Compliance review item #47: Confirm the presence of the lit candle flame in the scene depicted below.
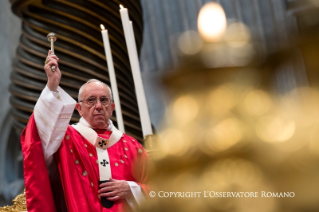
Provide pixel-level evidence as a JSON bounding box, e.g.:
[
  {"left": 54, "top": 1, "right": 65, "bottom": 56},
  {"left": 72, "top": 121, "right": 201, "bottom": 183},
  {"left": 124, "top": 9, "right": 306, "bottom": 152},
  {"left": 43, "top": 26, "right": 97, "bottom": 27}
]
[
  {"left": 198, "top": 2, "right": 226, "bottom": 42},
  {"left": 120, "top": 4, "right": 124, "bottom": 9},
  {"left": 100, "top": 24, "right": 105, "bottom": 30}
]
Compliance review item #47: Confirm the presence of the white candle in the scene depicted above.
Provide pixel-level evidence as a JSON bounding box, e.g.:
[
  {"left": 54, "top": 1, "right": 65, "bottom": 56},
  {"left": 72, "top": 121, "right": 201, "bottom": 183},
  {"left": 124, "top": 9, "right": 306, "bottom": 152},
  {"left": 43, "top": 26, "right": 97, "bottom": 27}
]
[
  {"left": 100, "top": 24, "right": 125, "bottom": 133},
  {"left": 119, "top": 5, "right": 153, "bottom": 137}
]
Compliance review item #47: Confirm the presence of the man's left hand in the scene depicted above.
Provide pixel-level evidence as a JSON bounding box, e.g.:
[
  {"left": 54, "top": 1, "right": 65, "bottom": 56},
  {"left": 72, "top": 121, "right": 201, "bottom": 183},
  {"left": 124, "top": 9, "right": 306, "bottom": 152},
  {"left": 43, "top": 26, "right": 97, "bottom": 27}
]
[{"left": 99, "top": 178, "right": 133, "bottom": 201}]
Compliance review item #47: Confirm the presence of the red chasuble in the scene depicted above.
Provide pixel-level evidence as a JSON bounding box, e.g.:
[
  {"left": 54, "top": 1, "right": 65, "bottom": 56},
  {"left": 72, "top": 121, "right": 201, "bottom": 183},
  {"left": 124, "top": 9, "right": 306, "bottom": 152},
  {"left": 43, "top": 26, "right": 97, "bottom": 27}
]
[{"left": 21, "top": 114, "right": 150, "bottom": 212}]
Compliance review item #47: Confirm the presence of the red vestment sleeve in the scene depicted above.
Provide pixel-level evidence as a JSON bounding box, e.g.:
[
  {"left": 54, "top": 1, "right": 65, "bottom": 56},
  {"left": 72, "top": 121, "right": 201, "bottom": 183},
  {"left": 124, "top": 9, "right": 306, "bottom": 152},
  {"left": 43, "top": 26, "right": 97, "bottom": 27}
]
[{"left": 21, "top": 113, "right": 57, "bottom": 212}]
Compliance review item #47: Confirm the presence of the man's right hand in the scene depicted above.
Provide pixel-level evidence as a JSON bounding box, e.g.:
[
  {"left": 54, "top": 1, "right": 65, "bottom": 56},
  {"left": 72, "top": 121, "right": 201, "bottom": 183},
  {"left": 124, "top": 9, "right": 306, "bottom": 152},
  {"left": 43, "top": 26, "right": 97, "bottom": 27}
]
[{"left": 44, "top": 50, "right": 61, "bottom": 91}]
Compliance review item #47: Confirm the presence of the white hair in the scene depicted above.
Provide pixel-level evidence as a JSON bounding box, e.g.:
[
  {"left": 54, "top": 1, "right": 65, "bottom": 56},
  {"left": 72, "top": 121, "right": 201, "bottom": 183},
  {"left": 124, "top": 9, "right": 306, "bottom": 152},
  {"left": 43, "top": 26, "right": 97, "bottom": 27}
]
[{"left": 78, "top": 79, "right": 113, "bottom": 102}]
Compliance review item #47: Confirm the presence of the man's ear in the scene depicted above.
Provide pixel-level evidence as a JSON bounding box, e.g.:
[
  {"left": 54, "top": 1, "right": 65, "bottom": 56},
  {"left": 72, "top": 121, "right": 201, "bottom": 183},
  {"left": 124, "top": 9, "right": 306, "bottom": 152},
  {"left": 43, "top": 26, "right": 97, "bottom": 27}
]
[
  {"left": 75, "top": 103, "right": 83, "bottom": 116},
  {"left": 110, "top": 102, "right": 115, "bottom": 114}
]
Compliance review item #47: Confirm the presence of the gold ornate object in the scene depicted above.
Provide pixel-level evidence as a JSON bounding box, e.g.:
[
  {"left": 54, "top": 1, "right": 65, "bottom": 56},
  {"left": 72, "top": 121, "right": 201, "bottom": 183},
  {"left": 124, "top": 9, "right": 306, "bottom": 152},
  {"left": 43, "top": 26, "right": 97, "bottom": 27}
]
[
  {"left": 140, "top": 6, "right": 319, "bottom": 212},
  {"left": 47, "top": 32, "right": 57, "bottom": 71},
  {"left": 144, "top": 134, "right": 158, "bottom": 157},
  {"left": 0, "top": 190, "right": 27, "bottom": 212}
]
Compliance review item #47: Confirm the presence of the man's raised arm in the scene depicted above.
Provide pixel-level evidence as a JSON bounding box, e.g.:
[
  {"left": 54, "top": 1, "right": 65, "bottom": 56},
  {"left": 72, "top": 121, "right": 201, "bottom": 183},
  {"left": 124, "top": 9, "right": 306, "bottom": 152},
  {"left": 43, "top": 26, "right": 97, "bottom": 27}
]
[{"left": 34, "top": 50, "right": 76, "bottom": 167}]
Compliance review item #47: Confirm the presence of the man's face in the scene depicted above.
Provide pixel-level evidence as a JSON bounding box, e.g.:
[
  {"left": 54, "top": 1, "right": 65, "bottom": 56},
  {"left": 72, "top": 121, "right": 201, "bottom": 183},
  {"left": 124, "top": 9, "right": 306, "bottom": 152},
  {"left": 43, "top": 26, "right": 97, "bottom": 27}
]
[{"left": 75, "top": 82, "right": 115, "bottom": 129}]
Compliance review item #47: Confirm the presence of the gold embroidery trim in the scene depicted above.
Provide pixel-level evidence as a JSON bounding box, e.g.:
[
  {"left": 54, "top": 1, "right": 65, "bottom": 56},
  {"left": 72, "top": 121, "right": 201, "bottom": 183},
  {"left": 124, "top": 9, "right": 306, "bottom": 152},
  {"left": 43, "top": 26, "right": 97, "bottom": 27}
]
[
  {"left": 35, "top": 107, "right": 66, "bottom": 132},
  {"left": 37, "top": 126, "right": 48, "bottom": 139},
  {"left": 39, "top": 98, "right": 70, "bottom": 119},
  {"left": 39, "top": 98, "right": 58, "bottom": 117}
]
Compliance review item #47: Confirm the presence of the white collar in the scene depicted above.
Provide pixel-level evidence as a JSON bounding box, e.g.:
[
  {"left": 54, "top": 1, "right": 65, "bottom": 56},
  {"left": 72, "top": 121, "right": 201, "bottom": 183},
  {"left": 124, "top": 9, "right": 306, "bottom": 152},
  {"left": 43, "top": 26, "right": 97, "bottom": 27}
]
[
  {"left": 72, "top": 117, "right": 123, "bottom": 149},
  {"left": 79, "top": 117, "right": 113, "bottom": 131}
]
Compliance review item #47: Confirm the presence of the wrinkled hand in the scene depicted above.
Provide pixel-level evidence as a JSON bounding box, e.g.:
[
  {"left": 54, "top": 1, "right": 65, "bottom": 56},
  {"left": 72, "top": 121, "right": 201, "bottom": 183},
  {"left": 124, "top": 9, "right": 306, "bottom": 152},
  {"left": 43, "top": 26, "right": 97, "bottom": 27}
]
[
  {"left": 44, "top": 50, "right": 61, "bottom": 91},
  {"left": 99, "top": 178, "right": 133, "bottom": 201}
]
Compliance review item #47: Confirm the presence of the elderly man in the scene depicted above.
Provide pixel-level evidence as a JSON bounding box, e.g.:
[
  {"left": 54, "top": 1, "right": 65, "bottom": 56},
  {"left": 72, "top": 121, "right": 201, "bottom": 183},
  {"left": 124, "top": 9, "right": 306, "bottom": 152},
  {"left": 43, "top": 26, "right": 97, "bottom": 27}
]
[{"left": 21, "top": 51, "right": 149, "bottom": 212}]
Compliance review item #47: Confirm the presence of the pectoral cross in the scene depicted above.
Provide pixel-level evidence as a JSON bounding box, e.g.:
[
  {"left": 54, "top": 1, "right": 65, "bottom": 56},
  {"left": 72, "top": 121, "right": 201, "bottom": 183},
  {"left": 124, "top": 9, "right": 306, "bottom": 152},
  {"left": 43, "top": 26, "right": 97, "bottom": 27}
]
[{"left": 100, "top": 159, "right": 109, "bottom": 167}]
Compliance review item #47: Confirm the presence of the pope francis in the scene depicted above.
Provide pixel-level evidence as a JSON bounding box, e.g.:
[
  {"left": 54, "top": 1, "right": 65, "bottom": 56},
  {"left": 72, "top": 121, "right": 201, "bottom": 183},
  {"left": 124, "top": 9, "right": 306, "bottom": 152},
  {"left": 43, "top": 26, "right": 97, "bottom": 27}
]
[{"left": 21, "top": 50, "right": 150, "bottom": 212}]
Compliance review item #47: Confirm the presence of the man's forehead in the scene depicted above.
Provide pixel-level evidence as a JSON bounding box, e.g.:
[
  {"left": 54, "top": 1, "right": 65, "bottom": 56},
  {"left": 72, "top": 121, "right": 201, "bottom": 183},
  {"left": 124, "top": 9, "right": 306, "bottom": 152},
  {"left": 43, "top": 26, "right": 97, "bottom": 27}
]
[{"left": 82, "top": 82, "right": 109, "bottom": 95}]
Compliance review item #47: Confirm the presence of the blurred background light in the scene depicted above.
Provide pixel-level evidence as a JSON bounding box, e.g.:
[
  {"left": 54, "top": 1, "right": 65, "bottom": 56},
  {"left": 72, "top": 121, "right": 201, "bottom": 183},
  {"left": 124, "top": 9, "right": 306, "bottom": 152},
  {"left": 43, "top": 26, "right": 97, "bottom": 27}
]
[{"left": 197, "top": 2, "right": 227, "bottom": 42}]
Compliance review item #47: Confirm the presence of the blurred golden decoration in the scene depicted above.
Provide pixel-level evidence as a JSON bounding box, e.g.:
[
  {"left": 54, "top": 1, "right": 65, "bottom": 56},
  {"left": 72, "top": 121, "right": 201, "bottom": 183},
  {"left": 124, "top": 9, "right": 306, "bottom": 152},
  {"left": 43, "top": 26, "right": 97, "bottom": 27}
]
[
  {"left": 255, "top": 116, "right": 295, "bottom": 143},
  {"left": 207, "top": 84, "right": 236, "bottom": 115},
  {"left": 140, "top": 2, "right": 319, "bottom": 212},
  {"left": 224, "top": 21, "right": 251, "bottom": 47},
  {"left": 178, "top": 31, "right": 203, "bottom": 55},
  {"left": 206, "top": 117, "right": 244, "bottom": 151},
  {"left": 242, "top": 90, "right": 272, "bottom": 116},
  {"left": 144, "top": 134, "right": 158, "bottom": 158},
  {"left": 0, "top": 190, "right": 27, "bottom": 212},
  {"left": 173, "top": 95, "right": 199, "bottom": 123}
]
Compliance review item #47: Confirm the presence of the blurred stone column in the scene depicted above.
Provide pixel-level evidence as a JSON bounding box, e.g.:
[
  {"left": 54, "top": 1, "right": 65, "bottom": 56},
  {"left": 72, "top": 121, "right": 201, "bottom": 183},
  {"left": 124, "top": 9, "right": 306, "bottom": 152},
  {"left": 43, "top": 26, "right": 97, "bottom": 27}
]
[{"left": 0, "top": 0, "right": 22, "bottom": 206}]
